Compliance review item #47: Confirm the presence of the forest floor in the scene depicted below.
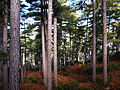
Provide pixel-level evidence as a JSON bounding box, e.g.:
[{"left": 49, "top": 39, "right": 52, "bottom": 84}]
[{"left": 20, "top": 60, "right": 120, "bottom": 90}]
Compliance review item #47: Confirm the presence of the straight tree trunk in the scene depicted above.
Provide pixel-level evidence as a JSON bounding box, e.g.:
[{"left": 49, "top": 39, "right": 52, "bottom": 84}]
[
  {"left": 2, "top": 0, "right": 8, "bottom": 89},
  {"left": 118, "top": 26, "right": 120, "bottom": 51},
  {"left": 0, "top": 25, "right": 3, "bottom": 49},
  {"left": 20, "top": 51, "right": 24, "bottom": 84},
  {"left": 44, "top": 0, "right": 48, "bottom": 74},
  {"left": 24, "top": 21, "right": 27, "bottom": 77},
  {"left": 59, "top": 57, "right": 61, "bottom": 70},
  {"left": 41, "top": 0, "right": 47, "bottom": 86},
  {"left": 92, "top": 0, "right": 96, "bottom": 82},
  {"left": 47, "top": 0, "right": 52, "bottom": 89},
  {"left": 44, "top": 0, "right": 48, "bottom": 70},
  {"left": 0, "top": 24, "right": 3, "bottom": 78},
  {"left": 102, "top": 0, "right": 107, "bottom": 85},
  {"left": 53, "top": 0, "right": 58, "bottom": 86},
  {"left": 44, "top": 0, "right": 48, "bottom": 85},
  {"left": 9, "top": 0, "right": 20, "bottom": 90},
  {"left": 21, "top": 52, "right": 24, "bottom": 84},
  {"left": 63, "top": 40, "right": 66, "bottom": 67}
]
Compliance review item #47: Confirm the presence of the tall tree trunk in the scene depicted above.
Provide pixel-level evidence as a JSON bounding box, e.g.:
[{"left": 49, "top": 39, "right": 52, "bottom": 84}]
[
  {"left": 92, "top": 0, "right": 96, "bottom": 82},
  {"left": 102, "top": 0, "right": 107, "bottom": 85},
  {"left": 0, "top": 24, "right": 3, "bottom": 50},
  {"left": 118, "top": 26, "right": 120, "bottom": 52},
  {"left": 63, "top": 39, "right": 66, "bottom": 67},
  {"left": 21, "top": 51, "right": 24, "bottom": 84},
  {"left": 53, "top": 0, "right": 58, "bottom": 86},
  {"left": 0, "top": 24, "right": 3, "bottom": 79},
  {"left": 9, "top": 0, "right": 20, "bottom": 89},
  {"left": 44, "top": 0, "right": 48, "bottom": 75},
  {"left": 41, "top": 0, "right": 47, "bottom": 86},
  {"left": 24, "top": 20, "right": 27, "bottom": 77},
  {"left": 2, "top": 0, "right": 8, "bottom": 89},
  {"left": 59, "top": 57, "right": 61, "bottom": 70},
  {"left": 47, "top": 0, "right": 52, "bottom": 89}
]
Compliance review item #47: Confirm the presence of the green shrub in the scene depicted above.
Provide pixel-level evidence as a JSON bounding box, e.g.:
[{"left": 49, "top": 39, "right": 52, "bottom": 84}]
[
  {"left": 81, "top": 64, "right": 88, "bottom": 70},
  {"left": 76, "top": 64, "right": 92, "bottom": 75},
  {"left": 96, "top": 66, "right": 103, "bottom": 74},
  {"left": 78, "top": 78, "right": 87, "bottom": 82},
  {"left": 79, "top": 61, "right": 84, "bottom": 64},
  {"left": 31, "top": 78, "right": 38, "bottom": 83},
  {"left": 63, "top": 70, "right": 71, "bottom": 76},
  {"left": 76, "top": 68, "right": 81, "bottom": 74},
  {"left": 94, "top": 76, "right": 112, "bottom": 89},
  {"left": 86, "top": 67, "right": 92, "bottom": 75},
  {"left": 53, "top": 81, "right": 92, "bottom": 90},
  {"left": 24, "top": 77, "right": 29, "bottom": 83},
  {"left": 93, "top": 77, "right": 103, "bottom": 89},
  {"left": 27, "top": 88, "right": 30, "bottom": 90},
  {"left": 108, "top": 62, "right": 120, "bottom": 72},
  {"left": 111, "top": 52, "right": 120, "bottom": 61},
  {"left": 85, "top": 59, "right": 91, "bottom": 63},
  {"left": 61, "top": 68, "right": 67, "bottom": 72},
  {"left": 28, "top": 76, "right": 34, "bottom": 81},
  {"left": 33, "top": 88, "right": 36, "bottom": 90},
  {"left": 78, "top": 87, "right": 93, "bottom": 90},
  {"left": 56, "top": 81, "right": 79, "bottom": 90},
  {"left": 25, "top": 76, "right": 38, "bottom": 83},
  {"left": 106, "top": 75, "right": 112, "bottom": 87}
]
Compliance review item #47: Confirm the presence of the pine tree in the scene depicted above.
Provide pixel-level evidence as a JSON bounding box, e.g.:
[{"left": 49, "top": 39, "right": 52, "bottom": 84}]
[
  {"left": 102, "top": 0, "right": 107, "bottom": 85},
  {"left": 47, "top": 0, "right": 52, "bottom": 89},
  {"left": 0, "top": 25, "right": 3, "bottom": 50},
  {"left": 92, "top": 0, "right": 96, "bottom": 82},
  {"left": 41, "top": 0, "right": 47, "bottom": 86},
  {"left": 9, "top": 0, "right": 20, "bottom": 89},
  {"left": 53, "top": 0, "right": 58, "bottom": 86},
  {"left": 2, "top": 0, "right": 8, "bottom": 89}
]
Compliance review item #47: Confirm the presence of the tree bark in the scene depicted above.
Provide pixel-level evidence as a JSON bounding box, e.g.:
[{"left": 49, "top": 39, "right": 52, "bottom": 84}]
[
  {"left": 63, "top": 39, "right": 66, "bottom": 67},
  {"left": 20, "top": 51, "right": 24, "bottom": 84},
  {"left": 2, "top": 0, "right": 9, "bottom": 89},
  {"left": 41, "top": 0, "right": 47, "bottom": 86},
  {"left": 118, "top": 26, "right": 120, "bottom": 51},
  {"left": 47, "top": 0, "right": 52, "bottom": 89},
  {"left": 9, "top": 0, "right": 20, "bottom": 90},
  {"left": 53, "top": 0, "right": 58, "bottom": 86},
  {"left": 0, "top": 24, "right": 3, "bottom": 80},
  {"left": 0, "top": 24, "right": 3, "bottom": 50},
  {"left": 92, "top": 0, "right": 96, "bottom": 82},
  {"left": 44, "top": 0, "right": 48, "bottom": 75},
  {"left": 102, "top": 0, "right": 107, "bottom": 85},
  {"left": 24, "top": 20, "right": 27, "bottom": 78}
]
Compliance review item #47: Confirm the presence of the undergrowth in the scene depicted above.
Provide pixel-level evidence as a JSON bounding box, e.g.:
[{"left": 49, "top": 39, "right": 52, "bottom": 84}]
[
  {"left": 25, "top": 76, "right": 38, "bottom": 83},
  {"left": 53, "top": 81, "right": 93, "bottom": 90},
  {"left": 93, "top": 75, "right": 112, "bottom": 89}
]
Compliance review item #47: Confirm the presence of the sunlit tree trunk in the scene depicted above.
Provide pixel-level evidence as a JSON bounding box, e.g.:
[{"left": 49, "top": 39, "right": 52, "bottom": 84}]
[
  {"left": 44, "top": 0, "right": 48, "bottom": 70},
  {"left": 47, "top": 0, "right": 52, "bottom": 89},
  {"left": 92, "top": 0, "right": 96, "bottom": 82},
  {"left": 53, "top": 0, "right": 58, "bottom": 86},
  {"left": 118, "top": 27, "right": 120, "bottom": 51},
  {"left": 9, "top": 0, "right": 20, "bottom": 89},
  {"left": 41, "top": 0, "right": 47, "bottom": 86},
  {"left": 21, "top": 21, "right": 26, "bottom": 84},
  {"left": 102, "top": 0, "right": 107, "bottom": 85},
  {"left": 44, "top": 0, "right": 48, "bottom": 85}
]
